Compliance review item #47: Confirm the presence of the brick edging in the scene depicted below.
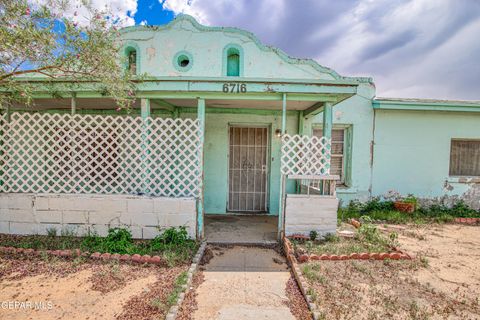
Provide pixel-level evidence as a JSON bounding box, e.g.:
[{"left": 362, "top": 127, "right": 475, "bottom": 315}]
[
  {"left": 0, "top": 242, "right": 208, "bottom": 267},
  {"left": 165, "top": 241, "right": 207, "bottom": 320},
  {"left": 297, "top": 251, "right": 411, "bottom": 263},
  {"left": 454, "top": 217, "right": 480, "bottom": 225},
  {"left": 283, "top": 237, "right": 413, "bottom": 320},
  {"left": 283, "top": 237, "right": 322, "bottom": 320}
]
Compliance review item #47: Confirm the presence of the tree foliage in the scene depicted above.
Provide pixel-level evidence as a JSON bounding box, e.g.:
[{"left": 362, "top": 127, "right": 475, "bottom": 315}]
[{"left": 0, "top": 0, "right": 137, "bottom": 108}]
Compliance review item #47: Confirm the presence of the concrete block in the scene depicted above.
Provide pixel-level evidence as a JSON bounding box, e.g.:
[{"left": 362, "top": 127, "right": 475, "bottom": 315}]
[
  {"left": 131, "top": 212, "right": 160, "bottom": 227},
  {"left": 0, "top": 195, "right": 9, "bottom": 208},
  {"left": 0, "top": 221, "right": 9, "bottom": 233},
  {"left": 35, "top": 210, "right": 62, "bottom": 224},
  {"left": 165, "top": 213, "right": 195, "bottom": 228},
  {"left": 127, "top": 198, "right": 154, "bottom": 213},
  {"left": 142, "top": 226, "right": 160, "bottom": 239},
  {"left": 153, "top": 198, "right": 180, "bottom": 214},
  {"left": 63, "top": 211, "right": 89, "bottom": 224},
  {"left": 88, "top": 211, "right": 121, "bottom": 225},
  {"left": 47, "top": 196, "right": 70, "bottom": 210},
  {"left": 97, "top": 198, "right": 127, "bottom": 212},
  {"left": 3, "top": 209, "right": 36, "bottom": 223},
  {"left": 34, "top": 196, "right": 50, "bottom": 210},
  {"left": 7, "top": 194, "right": 34, "bottom": 210},
  {"left": 179, "top": 199, "right": 196, "bottom": 214},
  {"left": 9, "top": 222, "right": 39, "bottom": 235}
]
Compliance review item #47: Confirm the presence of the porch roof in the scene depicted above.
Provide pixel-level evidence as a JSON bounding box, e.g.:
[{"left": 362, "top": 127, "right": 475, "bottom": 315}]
[{"left": 6, "top": 76, "right": 362, "bottom": 113}]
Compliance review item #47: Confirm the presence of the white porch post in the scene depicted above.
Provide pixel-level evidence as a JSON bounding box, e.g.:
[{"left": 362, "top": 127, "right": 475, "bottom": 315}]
[
  {"left": 278, "top": 93, "right": 287, "bottom": 239},
  {"left": 197, "top": 98, "right": 205, "bottom": 239}
]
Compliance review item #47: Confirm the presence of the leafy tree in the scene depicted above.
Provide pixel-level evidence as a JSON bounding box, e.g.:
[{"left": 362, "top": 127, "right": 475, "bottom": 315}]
[{"left": 0, "top": 0, "right": 137, "bottom": 109}]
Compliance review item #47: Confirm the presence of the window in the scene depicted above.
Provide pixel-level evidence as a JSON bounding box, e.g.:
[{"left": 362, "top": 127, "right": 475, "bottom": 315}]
[
  {"left": 227, "top": 48, "right": 240, "bottom": 76},
  {"left": 126, "top": 47, "right": 137, "bottom": 74},
  {"left": 173, "top": 51, "right": 193, "bottom": 72},
  {"left": 313, "top": 128, "right": 345, "bottom": 182},
  {"left": 449, "top": 139, "right": 480, "bottom": 176},
  {"left": 223, "top": 44, "right": 243, "bottom": 76}
]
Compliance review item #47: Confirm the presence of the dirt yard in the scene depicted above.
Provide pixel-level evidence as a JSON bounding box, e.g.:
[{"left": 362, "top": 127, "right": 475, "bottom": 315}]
[
  {"left": 302, "top": 224, "right": 480, "bottom": 319},
  {"left": 0, "top": 254, "right": 186, "bottom": 320}
]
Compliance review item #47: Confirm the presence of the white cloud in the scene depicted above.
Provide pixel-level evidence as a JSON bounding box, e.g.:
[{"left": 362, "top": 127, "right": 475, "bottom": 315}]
[
  {"left": 31, "top": 0, "right": 138, "bottom": 27},
  {"left": 162, "top": 0, "right": 480, "bottom": 100}
]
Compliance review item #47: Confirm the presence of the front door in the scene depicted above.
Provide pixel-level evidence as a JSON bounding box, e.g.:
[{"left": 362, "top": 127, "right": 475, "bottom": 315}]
[{"left": 228, "top": 126, "right": 269, "bottom": 213}]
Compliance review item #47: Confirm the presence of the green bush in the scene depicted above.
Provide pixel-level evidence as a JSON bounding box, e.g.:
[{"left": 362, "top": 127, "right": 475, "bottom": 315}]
[{"left": 339, "top": 198, "right": 479, "bottom": 224}]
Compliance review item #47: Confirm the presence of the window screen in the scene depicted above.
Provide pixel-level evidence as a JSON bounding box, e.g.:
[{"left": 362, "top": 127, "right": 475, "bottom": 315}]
[{"left": 449, "top": 140, "right": 480, "bottom": 176}]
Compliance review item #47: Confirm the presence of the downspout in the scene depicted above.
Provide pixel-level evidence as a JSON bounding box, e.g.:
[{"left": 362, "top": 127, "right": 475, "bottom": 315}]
[{"left": 369, "top": 107, "right": 377, "bottom": 198}]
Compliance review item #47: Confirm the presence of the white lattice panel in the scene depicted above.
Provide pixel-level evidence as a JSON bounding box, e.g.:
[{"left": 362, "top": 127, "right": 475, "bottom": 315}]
[
  {"left": 281, "top": 134, "right": 331, "bottom": 176},
  {"left": 0, "top": 112, "right": 201, "bottom": 197}
]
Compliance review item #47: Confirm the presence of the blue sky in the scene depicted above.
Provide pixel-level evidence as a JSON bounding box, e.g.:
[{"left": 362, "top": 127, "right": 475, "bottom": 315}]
[
  {"left": 69, "top": 0, "right": 480, "bottom": 100},
  {"left": 133, "top": 0, "right": 173, "bottom": 26}
]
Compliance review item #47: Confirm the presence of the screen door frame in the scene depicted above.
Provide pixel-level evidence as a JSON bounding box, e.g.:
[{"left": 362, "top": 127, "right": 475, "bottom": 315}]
[{"left": 226, "top": 124, "right": 270, "bottom": 213}]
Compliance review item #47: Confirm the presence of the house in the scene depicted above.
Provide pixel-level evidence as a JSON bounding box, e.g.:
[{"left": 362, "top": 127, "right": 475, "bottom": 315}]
[{"left": 0, "top": 15, "right": 479, "bottom": 240}]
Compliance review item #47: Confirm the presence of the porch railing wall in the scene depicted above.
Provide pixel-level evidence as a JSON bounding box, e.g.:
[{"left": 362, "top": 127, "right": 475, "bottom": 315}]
[
  {"left": 0, "top": 112, "right": 201, "bottom": 197},
  {"left": 281, "top": 134, "right": 331, "bottom": 176}
]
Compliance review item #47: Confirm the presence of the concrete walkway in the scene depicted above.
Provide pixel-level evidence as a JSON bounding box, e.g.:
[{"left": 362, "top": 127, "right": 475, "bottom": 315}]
[{"left": 193, "top": 246, "right": 295, "bottom": 320}]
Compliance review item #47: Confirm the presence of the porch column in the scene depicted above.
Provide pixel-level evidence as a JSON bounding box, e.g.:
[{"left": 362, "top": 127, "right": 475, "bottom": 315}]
[
  {"left": 322, "top": 102, "right": 333, "bottom": 139},
  {"left": 323, "top": 102, "right": 333, "bottom": 175},
  {"left": 278, "top": 93, "right": 287, "bottom": 239},
  {"left": 70, "top": 93, "right": 77, "bottom": 115},
  {"left": 141, "top": 98, "right": 151, "bottom": 194},
  {"left": 196, "top": 98, "right": 206, "bottom": 239}
]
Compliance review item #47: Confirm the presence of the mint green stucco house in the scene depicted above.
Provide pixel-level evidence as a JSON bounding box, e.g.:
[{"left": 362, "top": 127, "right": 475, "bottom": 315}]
[{"left": 0, "top": 15, "right": 479, "bottom": 239}]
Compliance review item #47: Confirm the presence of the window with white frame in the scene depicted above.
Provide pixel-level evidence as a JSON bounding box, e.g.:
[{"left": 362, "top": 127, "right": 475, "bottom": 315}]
[
  {"left": 449, "top": 139, "right": 480, "bottom": 176},
  {"left": 313, "top": 128, "right": 345, "bottom": 182}
]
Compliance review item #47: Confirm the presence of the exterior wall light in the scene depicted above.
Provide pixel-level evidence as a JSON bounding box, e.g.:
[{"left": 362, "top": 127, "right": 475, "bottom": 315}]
[{"left": 275, "top": 129, "right": 283, "bottom": 138}]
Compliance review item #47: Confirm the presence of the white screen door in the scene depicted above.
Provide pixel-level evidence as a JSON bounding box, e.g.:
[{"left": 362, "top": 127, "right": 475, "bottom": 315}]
[{"left": 228, "top": 126, "right": 268, "bottom": 212}]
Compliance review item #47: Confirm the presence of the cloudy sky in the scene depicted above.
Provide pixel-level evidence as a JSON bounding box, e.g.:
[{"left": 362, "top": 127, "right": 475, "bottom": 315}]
[{"left": 73, "top": 0, "right": 480, "bottom": 100}]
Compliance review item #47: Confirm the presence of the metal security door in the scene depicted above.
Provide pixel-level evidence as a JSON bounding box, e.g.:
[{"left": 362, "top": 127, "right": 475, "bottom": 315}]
[{"left": 228, "top": 126, "right": 268, "bottom": 212}]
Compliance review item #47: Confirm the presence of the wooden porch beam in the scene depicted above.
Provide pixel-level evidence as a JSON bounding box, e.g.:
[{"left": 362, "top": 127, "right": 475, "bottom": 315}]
[
  {"left": 303, "top": 102, "right": 324, "bottom": 118},
  {"left": 150, "top": 98, "right": 176, "bottom": 112}
]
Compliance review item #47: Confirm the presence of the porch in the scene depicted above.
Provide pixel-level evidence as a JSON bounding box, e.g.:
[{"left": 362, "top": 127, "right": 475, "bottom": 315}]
[{"left": 0, "top": 77, "right": 353, "bottom": 239}]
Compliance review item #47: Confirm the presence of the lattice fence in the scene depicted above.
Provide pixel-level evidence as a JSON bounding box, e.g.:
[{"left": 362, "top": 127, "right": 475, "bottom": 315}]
[
  {"left": 0, "top": 112, "right": 201, "bottom": 197},
  {"left": 281, "top": 134, "right": 331, "bottom": 176}
]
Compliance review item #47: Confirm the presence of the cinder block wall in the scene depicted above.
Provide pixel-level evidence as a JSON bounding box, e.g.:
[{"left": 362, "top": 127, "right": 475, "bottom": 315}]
[
  {"left": 0, "top": 194, "right": 197, "bottom": 239},
  {"left": 284, "top": 195, "right": 338, "bottom": 237}
]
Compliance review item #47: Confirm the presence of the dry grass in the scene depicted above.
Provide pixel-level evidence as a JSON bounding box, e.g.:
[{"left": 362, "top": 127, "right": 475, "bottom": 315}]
[{"left": 302, "top": 224, "right": 480, "bottom": 319}]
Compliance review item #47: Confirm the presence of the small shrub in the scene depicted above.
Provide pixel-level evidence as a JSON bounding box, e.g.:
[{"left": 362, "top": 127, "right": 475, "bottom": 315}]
[
  {"left": 102, "top": 227, "right": 135, "bottom": 254},
  {"left": 46, "top": 227, "right": 57, "bottom": 237},
  {"left": 60, "top": 227, "right": 77, "bottom": 237},
  {"left": 309, "top": 230, "right": 318, "bottom": 241}
]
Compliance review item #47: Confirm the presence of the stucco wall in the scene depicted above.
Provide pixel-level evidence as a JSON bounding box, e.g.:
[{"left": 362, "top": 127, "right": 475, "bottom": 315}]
[
  {"left": 0, "top": 194, "right": 197, "bottom": 238},
  {"left": 372, "top": 109, "right": 480, "bottom": 209},
  {"left": 284, "top": 195, "right": 338, "bottom": 236},
  {"left": 120, "top": 16, "right": 337, "bottom": 80}
]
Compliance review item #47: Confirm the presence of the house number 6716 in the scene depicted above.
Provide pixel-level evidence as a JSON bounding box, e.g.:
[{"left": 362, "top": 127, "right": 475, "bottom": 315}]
[{"left": 222, "top": 83, "right": 247, "bottom": 93}]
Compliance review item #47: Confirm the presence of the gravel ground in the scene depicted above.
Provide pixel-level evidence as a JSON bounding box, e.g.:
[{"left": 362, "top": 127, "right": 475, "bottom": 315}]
[
  {"left": 284, "top": 276, "right": 313, "bottom": 320},
  {"left": 176, "top": 271, "right": 205, "bottom": 320}
]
